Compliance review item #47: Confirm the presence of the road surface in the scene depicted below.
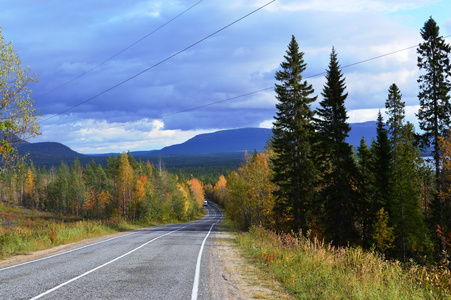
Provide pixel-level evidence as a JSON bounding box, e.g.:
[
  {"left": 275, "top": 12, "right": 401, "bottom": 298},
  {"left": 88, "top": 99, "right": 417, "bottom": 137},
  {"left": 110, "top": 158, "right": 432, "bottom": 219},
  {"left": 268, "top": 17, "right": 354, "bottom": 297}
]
[{"left": 0, "top": 204, "right": 223, "bottom": 299}]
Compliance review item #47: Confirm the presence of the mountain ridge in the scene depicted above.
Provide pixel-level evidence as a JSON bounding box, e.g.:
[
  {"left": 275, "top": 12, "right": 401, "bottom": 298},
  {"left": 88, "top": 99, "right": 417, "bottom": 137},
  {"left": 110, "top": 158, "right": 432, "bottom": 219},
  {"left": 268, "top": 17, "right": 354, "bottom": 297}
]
[{"left": 15, "top": 121, "right": 378, "bottom": 166}]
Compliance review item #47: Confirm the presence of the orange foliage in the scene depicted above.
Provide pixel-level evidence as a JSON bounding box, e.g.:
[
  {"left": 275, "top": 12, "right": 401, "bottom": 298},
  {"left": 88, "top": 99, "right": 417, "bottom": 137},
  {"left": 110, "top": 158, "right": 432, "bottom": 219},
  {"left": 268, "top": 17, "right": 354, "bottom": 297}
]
[
  {"left": 214, "top": 175, "right": 227, "bottom": 191},
  {"left": 133, "top": 175, "right": 148, "bottom": 203},
  {"left": 225, "top": 152, "right": 275, "bottom": 229},
  {"left": 214, "top": 175, "right": 228, "bottom": 205},
  {"left": 117, "top": 152, "right": 134, "bottom": 218},
  {"left": 83, "top": 190, "right": 96, "bottom": 212},
  {"left": 188, "top": 177, "right": 205, "bottom": 207}
]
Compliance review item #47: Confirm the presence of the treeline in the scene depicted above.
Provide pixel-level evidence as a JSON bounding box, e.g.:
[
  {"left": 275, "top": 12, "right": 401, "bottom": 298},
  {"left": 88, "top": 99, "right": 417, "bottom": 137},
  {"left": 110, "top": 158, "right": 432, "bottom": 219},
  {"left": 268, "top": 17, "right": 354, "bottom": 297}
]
[
  {"left": 208, "top": 17, "right": 451, "bottom": 264},
  {"left": 0, "top": 152, "right": 205, "bottom": 222}
]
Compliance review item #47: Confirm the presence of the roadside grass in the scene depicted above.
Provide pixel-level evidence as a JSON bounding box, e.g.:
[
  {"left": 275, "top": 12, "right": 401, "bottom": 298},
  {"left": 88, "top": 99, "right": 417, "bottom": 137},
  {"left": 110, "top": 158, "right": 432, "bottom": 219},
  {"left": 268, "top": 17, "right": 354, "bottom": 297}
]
[
  {"left": 0, "top": 204, "right": 205, "bottom": 260},
  {"left": 216, "top": 219, "right": 295, "bottom": 299},
  {"left": 236, "top": 226, "right": 450, "bottom": 299}
]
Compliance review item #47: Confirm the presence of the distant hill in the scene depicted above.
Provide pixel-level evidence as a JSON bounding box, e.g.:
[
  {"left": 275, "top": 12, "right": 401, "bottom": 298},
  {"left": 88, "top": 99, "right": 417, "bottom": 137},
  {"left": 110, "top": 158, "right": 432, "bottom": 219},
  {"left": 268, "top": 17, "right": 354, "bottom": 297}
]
[
  {"left": 136, "top": 128, "right": 273, "bottom": 156},
  {"left": 138, "top": 122, "right": 376, "bottom": 155},
  {"left": 16, "top": 142, "right": 92, "bottom": 166},
  {"left": 14, "top": 122, "right": 379, "bottom": 167},
  {"left": 347, "top": 121, "right": 378, "bottom": 148}
]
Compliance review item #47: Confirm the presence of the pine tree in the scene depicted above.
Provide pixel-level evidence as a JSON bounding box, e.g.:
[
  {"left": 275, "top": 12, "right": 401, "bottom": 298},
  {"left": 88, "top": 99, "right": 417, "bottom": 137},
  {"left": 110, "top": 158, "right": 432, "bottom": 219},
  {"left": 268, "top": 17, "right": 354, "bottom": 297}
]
[
  {"left": 271, "top": 35, "right": 317, "bottom": 233},
  {"left": 416, "top": 17, "right": 451, "bottom": 230},
  {"left": 314, "top": 47, "right": 358, "bottom": 244}
]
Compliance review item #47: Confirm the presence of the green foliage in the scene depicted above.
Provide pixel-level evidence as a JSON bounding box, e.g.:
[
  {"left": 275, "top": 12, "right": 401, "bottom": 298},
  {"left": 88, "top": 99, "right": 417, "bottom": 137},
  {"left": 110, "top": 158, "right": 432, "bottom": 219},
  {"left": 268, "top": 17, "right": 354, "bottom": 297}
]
[
  {"left": 0, "top": 26, "right": 40, "bottom": 170},
  {"left": 356, "top": 137, "right": 375, "bottom": 247},
  {"left": 417, "top": 17, "right": 451, "bottom": 152},
  {"left": 314, "top": 47, "right": 359, "bottom": 245},
  {"left": 372, "top": 111, "right": 392, "bottom": 212},
  {"left": 416, "top": 17, "right": 451, "bottom": 246},
  {"left": 372, "top": 208, "right": 395, "bottom": 255},
  {"left": 0, "top": 153, "right": 204, "bottom": 226},
  {"left": 382, "top": 85, "right": 433, "bottom": 260},
  {"left": 271, "top": 35, "right": 318, "bottom": 232},
  {"left": 225, "top": 152, "right": 275, "bottom": 230}
]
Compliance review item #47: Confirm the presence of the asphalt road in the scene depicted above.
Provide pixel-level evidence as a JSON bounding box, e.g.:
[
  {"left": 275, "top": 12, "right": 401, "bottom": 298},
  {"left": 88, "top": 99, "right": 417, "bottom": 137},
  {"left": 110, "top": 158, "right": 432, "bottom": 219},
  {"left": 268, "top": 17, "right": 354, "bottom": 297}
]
[{"left": 0, "top": 203, "right": 223, "bottom": 300}]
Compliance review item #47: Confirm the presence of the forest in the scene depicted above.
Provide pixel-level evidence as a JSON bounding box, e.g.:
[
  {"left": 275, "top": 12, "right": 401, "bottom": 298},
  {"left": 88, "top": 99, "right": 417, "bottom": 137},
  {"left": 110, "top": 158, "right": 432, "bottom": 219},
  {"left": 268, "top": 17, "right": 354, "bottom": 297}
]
[
  {"left": 207, "top": 17, "right": 451, "bottom": 265},
  {"left": 0, "top": 153, "right": 205, "bottom": 223},
  {"left": 1, "top": 15, "right": 451, "bottom": 271}
]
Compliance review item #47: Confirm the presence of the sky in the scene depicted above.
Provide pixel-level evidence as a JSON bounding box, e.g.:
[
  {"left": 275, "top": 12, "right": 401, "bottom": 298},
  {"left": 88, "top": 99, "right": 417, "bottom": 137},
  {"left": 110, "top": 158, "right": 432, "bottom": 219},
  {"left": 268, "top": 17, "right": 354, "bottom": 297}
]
[{"left": 0, "top": 0, "right": 450, "bottom": 154}]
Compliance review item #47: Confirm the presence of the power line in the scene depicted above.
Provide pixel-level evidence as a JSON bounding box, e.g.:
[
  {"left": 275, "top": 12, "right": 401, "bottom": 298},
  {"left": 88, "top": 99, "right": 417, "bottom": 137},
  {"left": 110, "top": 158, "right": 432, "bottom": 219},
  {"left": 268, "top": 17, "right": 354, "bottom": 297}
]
[
  {"left": 151, "top": 33, "right": 450, "bottom": 120},
  {"left": 39, "top": 38, "right": 433, "bottom": 129},
  {"left": 161, "top": 87, "right": 275, "bottom": 118},
  {"left": 160, "top": 40, "right": 442, "bottom": 118},
  {"left": 35, "top": 0, "right": 205, "bottom": 99},
  {"left": 37, "top": 31, "right": 445, "bottom": 136},
  {"left": 41, "top": 0, "right": 276, "bottom": 123},
  {"left": 40, "top": 23, "right": 451, "bottom": 135}
]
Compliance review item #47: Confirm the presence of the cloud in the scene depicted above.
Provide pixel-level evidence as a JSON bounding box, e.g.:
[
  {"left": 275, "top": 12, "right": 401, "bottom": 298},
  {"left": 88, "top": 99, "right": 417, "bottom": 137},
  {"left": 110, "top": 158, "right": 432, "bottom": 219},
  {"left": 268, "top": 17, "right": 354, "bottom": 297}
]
[
  {"left": 0, "top": 0, "right": 447, "bottom": 153},
  {"left": 271, "top": 0, "right": 438, "bottom": 13},
  {"left": 36, "top": 117, "right": 217, "bottom": 154}
]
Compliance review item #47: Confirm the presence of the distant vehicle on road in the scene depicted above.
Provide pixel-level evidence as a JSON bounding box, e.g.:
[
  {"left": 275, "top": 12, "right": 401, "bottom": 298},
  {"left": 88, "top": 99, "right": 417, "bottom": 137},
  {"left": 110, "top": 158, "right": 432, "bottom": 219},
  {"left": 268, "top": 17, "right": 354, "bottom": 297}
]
[{"left": 203, "top": 200, "right": 208, "bottom": 206}]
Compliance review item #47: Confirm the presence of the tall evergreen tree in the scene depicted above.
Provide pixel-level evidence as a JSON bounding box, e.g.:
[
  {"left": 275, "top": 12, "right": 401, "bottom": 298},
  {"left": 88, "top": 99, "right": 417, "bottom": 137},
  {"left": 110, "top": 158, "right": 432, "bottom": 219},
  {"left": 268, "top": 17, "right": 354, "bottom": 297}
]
[
  {"left": 356, "top": 137, "right": 375, "bottom": 247},
  {"left": 314, "top": 47, "right": 358, "bottom": 244},
  {"left": 385, "top": 83, "right": 405, "bottom": 152},
  {"left": 416, "top": 17, "right": 451, "bottom": 230},
  {"left": 385, "top": 85, "right": 432, "bottom": 260},
  {"left": 372, "top": 111, "right": 392, "bottom": 213},
  {"left": 271, "top": 35, "right": 318, "bottom": 233}
]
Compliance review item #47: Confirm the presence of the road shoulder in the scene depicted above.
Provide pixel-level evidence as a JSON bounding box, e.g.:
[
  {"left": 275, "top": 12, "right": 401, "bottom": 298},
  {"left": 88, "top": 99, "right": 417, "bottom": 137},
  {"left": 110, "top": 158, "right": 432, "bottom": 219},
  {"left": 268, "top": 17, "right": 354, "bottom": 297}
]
[{"left": 208, "top": 230, "right": 294, "bottom": 300}]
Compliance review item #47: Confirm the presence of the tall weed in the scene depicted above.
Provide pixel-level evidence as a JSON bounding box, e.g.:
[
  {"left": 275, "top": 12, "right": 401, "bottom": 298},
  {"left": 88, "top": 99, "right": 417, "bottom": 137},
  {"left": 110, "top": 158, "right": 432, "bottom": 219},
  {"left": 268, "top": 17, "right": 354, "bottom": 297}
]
[{"left": 237, "top": 226, "right": 445, "bottom": 299}]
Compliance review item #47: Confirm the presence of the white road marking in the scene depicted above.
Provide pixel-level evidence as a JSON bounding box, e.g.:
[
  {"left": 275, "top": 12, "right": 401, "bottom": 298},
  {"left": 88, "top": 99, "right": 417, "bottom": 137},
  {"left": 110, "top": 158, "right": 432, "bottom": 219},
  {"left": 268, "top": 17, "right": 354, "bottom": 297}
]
[
  {"left": 191, "top": 206, "right": 220, "bottom": 300},
  {"left": 0, "top": 232, "right": 137, "bottom": 272},
  {"left": 29, "top": 225, "right": 188, "bottom": 300}
]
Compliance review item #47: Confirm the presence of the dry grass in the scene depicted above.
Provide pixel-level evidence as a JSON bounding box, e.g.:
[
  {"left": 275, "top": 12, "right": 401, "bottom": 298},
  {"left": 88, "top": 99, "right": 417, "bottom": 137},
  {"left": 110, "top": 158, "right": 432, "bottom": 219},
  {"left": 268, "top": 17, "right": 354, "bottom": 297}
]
[
  {"left": 0, "top": 204, "right": 137, "bottom": 259},
  {"left": 237, "top": 226, "right": 449, "bottom": 299}
]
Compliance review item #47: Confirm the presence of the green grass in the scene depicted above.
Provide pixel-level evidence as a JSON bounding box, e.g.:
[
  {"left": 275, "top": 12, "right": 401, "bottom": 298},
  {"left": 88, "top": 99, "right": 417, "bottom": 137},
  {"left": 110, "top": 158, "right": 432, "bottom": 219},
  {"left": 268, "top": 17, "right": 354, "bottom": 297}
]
[
  {"left": 236, "top": 226, "right": 449, "bottom": 299},
  {"left": 0, "top": 205, "right": 122, "bottom": 259},
  {"left": 0, "top": 204, "right": 205, "bottom": 260}
]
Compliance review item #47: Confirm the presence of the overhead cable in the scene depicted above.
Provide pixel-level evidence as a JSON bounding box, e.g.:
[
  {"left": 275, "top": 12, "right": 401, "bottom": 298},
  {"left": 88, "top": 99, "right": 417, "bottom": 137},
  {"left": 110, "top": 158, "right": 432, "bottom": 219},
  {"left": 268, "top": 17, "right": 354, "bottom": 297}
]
[
  {"left": 41, "top": 0, "right": 276, "bottom": 123},
  {"left": 35, "top": 0, "right": 205, "bottom": 99}
]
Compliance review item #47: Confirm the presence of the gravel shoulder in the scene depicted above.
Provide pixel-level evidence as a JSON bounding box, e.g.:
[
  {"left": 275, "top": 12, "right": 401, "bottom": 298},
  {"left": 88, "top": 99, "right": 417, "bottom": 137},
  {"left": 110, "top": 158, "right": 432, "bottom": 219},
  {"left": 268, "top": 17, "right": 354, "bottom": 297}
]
[{"left": 208, "top": 230, "right": 294, "bottom": 300}]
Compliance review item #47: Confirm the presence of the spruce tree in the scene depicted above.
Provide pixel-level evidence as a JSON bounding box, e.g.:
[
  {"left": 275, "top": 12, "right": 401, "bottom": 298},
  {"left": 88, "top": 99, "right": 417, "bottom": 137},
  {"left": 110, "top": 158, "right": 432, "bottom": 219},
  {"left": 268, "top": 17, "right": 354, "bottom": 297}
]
[
  {"left": 385, "top": 85, "right": 432, "bottom": 260},
  {"left": 372, "top": 111, "right": 392, "bottom": 211},
  {"left": 385, "top": 83, "right": 405, "bottom": 153},
  {"left": 315, "top": 48, "right": 357, "bottom": 245},
  {"left": 416, "top": 17, "right": 451, "bottom": 230},
  {"left": 356, "top": 137, "right": 375, "bottom": 247},
  {"left": 314, "top": 47, "right": 358, "bottom": 245},
  {"left": 271, "top": 35, "right": 317, "bottom": 233}
]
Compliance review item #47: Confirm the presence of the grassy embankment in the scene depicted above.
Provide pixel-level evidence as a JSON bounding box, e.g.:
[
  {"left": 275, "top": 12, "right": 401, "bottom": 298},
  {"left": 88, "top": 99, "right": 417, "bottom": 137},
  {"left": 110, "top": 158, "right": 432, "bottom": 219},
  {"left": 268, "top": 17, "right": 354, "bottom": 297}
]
[
  {"left": 236, "top": 226, "right": 451, "bottom": 299},
  {"left": 0, "top": 204, "right": 197, "bottom": 260}
]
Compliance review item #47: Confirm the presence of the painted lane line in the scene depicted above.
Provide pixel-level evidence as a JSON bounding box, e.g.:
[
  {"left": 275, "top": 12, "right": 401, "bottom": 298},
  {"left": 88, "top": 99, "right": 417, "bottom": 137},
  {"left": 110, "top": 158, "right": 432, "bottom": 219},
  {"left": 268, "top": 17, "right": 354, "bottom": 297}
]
[
  {"left": 0, "top": 232, "right": 137, "bottom": 272},
  {"left": 30, "top": 225, "right": 188, "bottom": 300},
  {"left": 191, "top": 221, "right": 217, "bottom": 300},
  {"left": 1, "top": 220, "right": 206, "bottom": 272}
]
